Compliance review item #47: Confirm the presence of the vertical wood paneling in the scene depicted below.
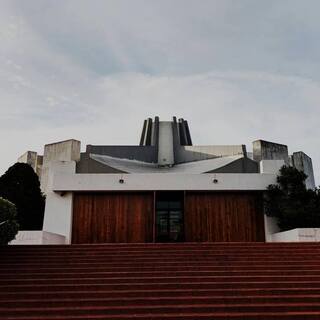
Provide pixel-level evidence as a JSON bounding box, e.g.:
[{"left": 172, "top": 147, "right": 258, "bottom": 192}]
[
  {"left": 72, "top": 192, "right": 154, "bottom": 244},
  {"left": 185, "top": 192, "right": 265, "bottom": 242}
]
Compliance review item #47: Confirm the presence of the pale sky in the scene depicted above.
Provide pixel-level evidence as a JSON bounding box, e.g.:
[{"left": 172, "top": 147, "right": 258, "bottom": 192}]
[{"left": 0, "top": 0, "right": 319, "bottom": 183}]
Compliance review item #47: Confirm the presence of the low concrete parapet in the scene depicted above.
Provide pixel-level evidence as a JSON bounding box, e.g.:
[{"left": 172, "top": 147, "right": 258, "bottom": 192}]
[
  {"left": 9, "top": 231, "right": 66, "bottom": 245},
  {"left": 271, "top": 228, "right": 320, "bottom": 242}
]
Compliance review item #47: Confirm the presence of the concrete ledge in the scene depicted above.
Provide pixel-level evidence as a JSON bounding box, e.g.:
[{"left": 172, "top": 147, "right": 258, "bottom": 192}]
[
  {"left": 271, "top": 228, "right": 320, "bottom": 242},
  {"left": 9, "top": 231, "right": 66, "bottom": 245},
  {"left": 52, "top": 173, "right": 277, "bottom": 191}
]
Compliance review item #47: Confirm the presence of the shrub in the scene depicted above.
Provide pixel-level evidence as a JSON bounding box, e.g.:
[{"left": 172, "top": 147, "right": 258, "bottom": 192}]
[
  {"left": 0, "top": 197, "right": 19, "bottom": 245},
  {"left": 265, "top": 165, "right": 320, "bottom": 231},
  {"left": 0, "top": 163, "right": 45, "bottom": 230}
]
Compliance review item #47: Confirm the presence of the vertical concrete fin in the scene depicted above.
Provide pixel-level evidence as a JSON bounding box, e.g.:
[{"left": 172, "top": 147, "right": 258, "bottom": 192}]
[
  {"left": 139, "top": 120, "right": 148, "bottom": 146},
  {"left": 184, "top": 120, "right": 192, "bottom": 146},
  {"left": 158, "top": 121, "right": 174, "bottom": 166},
  {"left": 145, "top": 118, "right": 153, "bottom": 146},
  {"left": 241, "top": 145, "right": 248, "bottom": 158},
  {"left": 152, "top": 116, "right": 160, "bottom": 162},
  {"left": 172, "top": 116, "right": 180, "bottom": 163},
  {"left": 178, "top": 118, "right": 187, "bottom": 145},
  {"left": 151, "top": 116, "right": 160, "bottom": 146}
]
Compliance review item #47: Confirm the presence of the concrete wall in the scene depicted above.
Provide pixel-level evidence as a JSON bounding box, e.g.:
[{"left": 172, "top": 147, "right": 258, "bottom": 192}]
[
  {"left": 86, "top": 145, "right": 157, "bottom": 163},
  {"left": 291, "top": 152, "right": 316, "bottom": 189},
  {"left": 41, "top": 139, "right": 80, "bottom": 194},
  {"left": 207, "top": 157, "right": 259, "bottom": 174},
  {"left": 35, "top": 156, "right": 43, "bottom": 177},
  {"left": 43, "top": 139, "right": 80, "bottom": 163},
  {"left": 175, "top": 145, "right": 246, "bottom": 164},
  {"left": 264, "top": 215, "right": 280, "bottom": 242},
  {"left": 79, "top": 144, "right": 248, "bottom": 172},
  {"left": 260, "top": 160, "right": 285, "bottom": 174},
  {"left": 18, "top": 151, "right": 37, "bottom": 168},
  {"left": 76, "top": 153, "right": 126, "bottom": 174},
  {"left": 17, "top": 151, "right": 43, "bottom": 176},
  {"left": 158, "top": 121, "right": 174, "bottom": 166},
  {"left": 52, "top": 171, "right": 277, "bottom": 192},
  {"left": 271, "top": 228, "right": 320, "bottom": 242},
  {"left": 259, "top": 159, "right": 284, "bottom": 241},
  {"left": 253, "top": 140, "right": 289, "bottom": 163},
  {"left": 9, "top": 231, "right": 66, "bottom": 245},
  {"left": 10, "top": 231, "right": 43, "bottom": 244},
  {"left": 42, "top": 161, "right": 75, "bottom": 244}
]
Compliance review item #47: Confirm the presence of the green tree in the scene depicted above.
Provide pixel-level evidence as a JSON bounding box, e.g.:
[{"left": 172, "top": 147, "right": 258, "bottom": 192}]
[
  {"left": 0, "top": 163, "right": 45, "bottom": 230},
  {"left": 0, "top": 197, "right": 19, "bottom": 245},
  {"left": 265, "top": 165, "right": 320, "bottom": 231}
]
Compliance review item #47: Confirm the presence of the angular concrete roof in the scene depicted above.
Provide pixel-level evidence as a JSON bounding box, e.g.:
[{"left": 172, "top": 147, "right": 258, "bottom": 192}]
[{"left": 90, "top": 153, "right": 244, "bottom": 174}]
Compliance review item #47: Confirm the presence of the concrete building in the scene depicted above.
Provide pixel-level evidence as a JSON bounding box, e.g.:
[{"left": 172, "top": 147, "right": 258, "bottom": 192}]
[
  {"left": 17, "top": 116, "right": 316, "bottom": 244},
  {"left": 17, "top": 151, "right": 43, "bottom": 176}
]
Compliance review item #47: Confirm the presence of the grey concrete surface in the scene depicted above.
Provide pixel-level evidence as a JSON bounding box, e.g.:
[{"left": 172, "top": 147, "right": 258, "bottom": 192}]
[
  {"left": 253, "top": 140, "right": 289, "bottom": 163},
  {"left": 41, "top": 139, "right": 81, "bottom": 193},
  {"left": 291, "top": 151, "right": 316, "bottom": 189}
]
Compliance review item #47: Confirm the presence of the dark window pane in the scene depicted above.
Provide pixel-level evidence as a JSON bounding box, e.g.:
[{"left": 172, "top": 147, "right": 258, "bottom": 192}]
[{"left": 156, "top": 201, "right": 169, "bottom": 210}]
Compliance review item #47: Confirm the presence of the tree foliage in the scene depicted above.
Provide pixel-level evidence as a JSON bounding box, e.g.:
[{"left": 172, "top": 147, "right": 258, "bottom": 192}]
[
  {"left": 0, "top": 163, "right": 45, "bottom": 230},
  {"left": 265, "top": 165, "right": 320, "bottom": 231},
  {"left": 0, "top": 197, "right": 19, "bottom": 245}
]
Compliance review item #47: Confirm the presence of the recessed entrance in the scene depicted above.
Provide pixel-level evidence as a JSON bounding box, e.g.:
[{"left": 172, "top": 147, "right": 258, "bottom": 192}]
[{"left": 155, "top": 191, "right": 184, "bottom": 242}]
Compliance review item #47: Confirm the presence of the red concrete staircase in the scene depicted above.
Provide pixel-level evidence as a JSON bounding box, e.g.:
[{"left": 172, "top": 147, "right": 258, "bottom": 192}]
[{"left": 1, "top": 243, "right": 320, "bottom": 319}]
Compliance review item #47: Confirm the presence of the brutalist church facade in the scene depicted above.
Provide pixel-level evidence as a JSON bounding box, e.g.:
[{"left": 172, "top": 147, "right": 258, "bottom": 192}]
[{"left": 18, "top": 116, "right": 315, "bottom": 244}]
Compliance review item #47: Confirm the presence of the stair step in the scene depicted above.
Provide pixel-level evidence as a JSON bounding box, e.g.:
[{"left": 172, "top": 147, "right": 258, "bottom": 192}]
[
  {"left": 4, "top": 311, "right": 320, "bottom": 320},
  {"left": 2, "top": 260, "right": 319, "bottom": 267},
  {"left": 2, "top": 275, "right": 320, "bottom": 285},
  {"left": 3, "top": 303, "right": 320, "bottom": 317},
  {"left": 2, "top": 295, "right": 320, "bottom": 308},
  {"left": 3, "top": 281, "right": 320, "bottom": 293},
  {"left": 2, "top": 269, "right": 320, "bottom": 280},
  {"left": 1, "top": 264, "right": 319, "bottom": 273},
  {"left": 2, "top": 243, "right": 320, "bottom": 319},
  {"left": 3, "top": 287, "right": 320, "bottom": 300}
]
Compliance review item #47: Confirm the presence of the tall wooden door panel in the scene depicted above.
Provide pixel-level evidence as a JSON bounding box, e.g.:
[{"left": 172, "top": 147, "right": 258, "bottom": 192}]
[
  {"left": 185, "top": 192, "right": 265, "bottom": 242},
  {"left": 72, "top": 192, "right": 154, "bottom": 243}
]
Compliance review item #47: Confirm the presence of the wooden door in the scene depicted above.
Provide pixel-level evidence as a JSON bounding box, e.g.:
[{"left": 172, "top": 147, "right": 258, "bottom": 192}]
[
  {"left": 185, "top": 192, "right": 265, "bottom": 242},
  {"left": 72, "top": 192, "right": 154, "bottom": 243}
]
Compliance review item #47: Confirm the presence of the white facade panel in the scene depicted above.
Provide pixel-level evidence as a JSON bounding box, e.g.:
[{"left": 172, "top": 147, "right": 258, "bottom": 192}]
[
  {"left": 260, "top": 160, "right": 285, "bottom": 174},
  {"left": 158, "top": 121, "right": 174, "bottom": 166},
  {"left": 52, "top": 172, "right": 277, "bottom": 192},
  {"left": 42, "top": 161, "right": 76, "bottom": 243}
]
